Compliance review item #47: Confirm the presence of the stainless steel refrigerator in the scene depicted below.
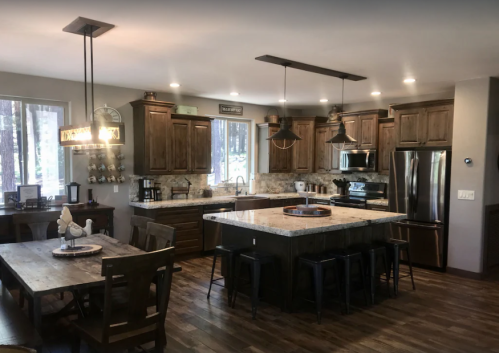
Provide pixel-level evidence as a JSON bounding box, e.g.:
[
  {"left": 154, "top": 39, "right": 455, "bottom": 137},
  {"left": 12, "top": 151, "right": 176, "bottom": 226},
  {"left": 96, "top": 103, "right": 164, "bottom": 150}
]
[{"left": 389, "top": 150, "right": 451, "bottom": 269}]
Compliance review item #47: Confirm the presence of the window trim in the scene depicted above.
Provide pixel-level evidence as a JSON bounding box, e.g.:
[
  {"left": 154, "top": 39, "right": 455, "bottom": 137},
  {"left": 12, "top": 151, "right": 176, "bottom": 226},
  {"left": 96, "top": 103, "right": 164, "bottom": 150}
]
[
  {"left": 208, "top": 116, "right": 252, "bottom": 186},
  {"left": 0, "top": 95, "right": 69, "bottom": 203}
]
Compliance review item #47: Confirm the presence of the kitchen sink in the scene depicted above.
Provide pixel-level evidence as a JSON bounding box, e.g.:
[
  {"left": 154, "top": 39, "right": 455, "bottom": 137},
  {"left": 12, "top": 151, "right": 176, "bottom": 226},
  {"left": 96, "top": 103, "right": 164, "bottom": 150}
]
[{"left": 231, "top": 196, "right": 270, "bottom": 211}]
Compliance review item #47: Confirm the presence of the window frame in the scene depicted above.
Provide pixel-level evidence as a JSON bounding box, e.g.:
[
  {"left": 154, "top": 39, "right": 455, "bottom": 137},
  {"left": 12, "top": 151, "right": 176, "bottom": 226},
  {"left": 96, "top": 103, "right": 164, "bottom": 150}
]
[
  {"left": 0, "top": 95, "right": 70, "bottom": 203},
  {"left": 208, "top": 116, "right": 252, "bottom": 186}
]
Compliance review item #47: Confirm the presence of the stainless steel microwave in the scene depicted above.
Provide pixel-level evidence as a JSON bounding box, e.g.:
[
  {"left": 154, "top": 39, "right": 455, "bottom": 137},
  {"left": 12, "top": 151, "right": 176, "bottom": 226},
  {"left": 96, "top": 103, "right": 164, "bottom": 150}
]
[{"left": 340, "top": 150, "right": 377, "bottom": 172}]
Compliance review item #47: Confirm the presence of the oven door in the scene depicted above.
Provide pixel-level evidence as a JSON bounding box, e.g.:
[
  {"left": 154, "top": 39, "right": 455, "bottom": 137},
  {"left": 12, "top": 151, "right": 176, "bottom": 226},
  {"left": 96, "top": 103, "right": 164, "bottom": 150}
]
[
  {"left": 331, "top": 201, "right": 366, "bottom": 209},
  {"left": 340, "top": 150, "right": 377, "bottom": 172}
]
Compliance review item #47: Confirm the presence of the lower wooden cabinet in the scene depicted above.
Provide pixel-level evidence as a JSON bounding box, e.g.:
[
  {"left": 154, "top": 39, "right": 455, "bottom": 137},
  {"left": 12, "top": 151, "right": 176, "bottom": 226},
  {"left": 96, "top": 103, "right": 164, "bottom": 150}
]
[{"left": 378, "top": 120, "right": 395, "bottom": 175}]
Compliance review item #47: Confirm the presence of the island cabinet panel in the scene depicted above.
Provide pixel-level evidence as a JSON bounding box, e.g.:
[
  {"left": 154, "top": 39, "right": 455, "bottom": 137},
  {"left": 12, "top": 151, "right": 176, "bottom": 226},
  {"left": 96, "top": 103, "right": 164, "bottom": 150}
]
[
  {"left": 393, "top": 99, "right": 454, "bottom": 148},
  {"left": 378, "top": 120, "right": 395, "bottom": 175},
  {"left": 134, "top": 206, "right": 203, "bottom": 256},
  {"left": 315, "top": 123, "right": 341, "bottom": 173},
  {"left": 339, "top": 110, "right": 387, "bottom": 150},
  {"left": 291, "top": 118, "right": 315, "bottom": 173}
]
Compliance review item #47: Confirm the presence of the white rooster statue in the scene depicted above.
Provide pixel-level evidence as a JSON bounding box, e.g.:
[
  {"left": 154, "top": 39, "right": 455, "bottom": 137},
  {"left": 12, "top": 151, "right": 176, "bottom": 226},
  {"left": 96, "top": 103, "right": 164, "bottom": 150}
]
[{"left": 57, "top": 207, "right": 93, "bottom": 249}]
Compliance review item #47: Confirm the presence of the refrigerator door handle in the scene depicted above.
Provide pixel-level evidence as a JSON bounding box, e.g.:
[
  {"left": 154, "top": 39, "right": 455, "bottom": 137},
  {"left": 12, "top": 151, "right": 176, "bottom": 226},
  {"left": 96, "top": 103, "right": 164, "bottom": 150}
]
[
  {"left": 365, "top": 151, "right": 370, "bottom": 168},
  {"left": 392, "top": 220, "right": 442, "bottom": 230},
  {"left": 412, "top": 158, "right": 419, "bottom": 213},
  {"left": 408, "top": 158, "right": 414, "bottom": 216}
]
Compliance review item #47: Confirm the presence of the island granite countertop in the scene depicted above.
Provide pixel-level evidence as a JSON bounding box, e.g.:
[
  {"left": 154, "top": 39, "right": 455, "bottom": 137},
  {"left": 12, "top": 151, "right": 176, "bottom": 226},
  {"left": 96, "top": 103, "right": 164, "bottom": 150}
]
[{"left": 203, "top": 206, "right": 405, "bottom": 237}]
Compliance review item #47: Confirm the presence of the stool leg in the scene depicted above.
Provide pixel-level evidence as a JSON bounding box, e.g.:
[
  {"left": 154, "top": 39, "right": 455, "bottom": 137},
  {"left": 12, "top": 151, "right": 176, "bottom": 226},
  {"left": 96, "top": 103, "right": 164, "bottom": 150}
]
[
  {"left": 231, "top": 258, "right": 242, "bottom": 308},
  {"left": 207, "top": 253, "right": 218, "bottom": 299},
  {"left": 292, "top": 260, "right": 303, "bottom": 313},
  {"left": 359, "top": 256, "right": 369, "bottom": 306},
  {"left": 393, "top": 247, "right": 400, "bottom": 297},
  {"left": 227, "top": 253, "right": 234, "bottom": 305},
  {"left": 382, "top": 251, "right": 391, "bottom": 298},
  {"left": 344, "top": 258, "right": 351, "bottom": 314},
  {"left": 312, "top": 264, "right": 323, "bottom": 324},
  {"left": 406, "top": 247, "right": 416, "bottom": 290},
  {"left": 332, "top": 261, "right": 343, "bottom": 315},
  {"left": 250, "top": 261, "right": 261, "bottom": 320},
  {"left": 369, "top": 252, "right": 376, "bottom": 305}
]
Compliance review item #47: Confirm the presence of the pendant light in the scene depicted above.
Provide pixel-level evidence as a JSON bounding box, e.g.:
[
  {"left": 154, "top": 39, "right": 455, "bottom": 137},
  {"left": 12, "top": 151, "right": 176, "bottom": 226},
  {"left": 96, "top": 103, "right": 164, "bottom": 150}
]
[
  {"left": 59, "top": 17, "right": 125, "bottom": 150},
  {"left": 326, "top": 78, "right": 357, "bottom": 150},
  {"left": 267, "top": 65, "right": 301, "bottom": 150}
]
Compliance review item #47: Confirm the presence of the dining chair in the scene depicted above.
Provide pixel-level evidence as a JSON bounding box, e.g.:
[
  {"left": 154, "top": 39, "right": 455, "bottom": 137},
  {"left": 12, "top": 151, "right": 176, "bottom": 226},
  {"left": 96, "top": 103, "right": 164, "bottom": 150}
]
[
  {"left": 145, "top": 222, "right": 177, "bottom": 252},
  {"left": 71, "top": 247, "right": 175, "bottom": 353},
  {"left": 129, "top": 215, "right": 154, "bottom": 250}
]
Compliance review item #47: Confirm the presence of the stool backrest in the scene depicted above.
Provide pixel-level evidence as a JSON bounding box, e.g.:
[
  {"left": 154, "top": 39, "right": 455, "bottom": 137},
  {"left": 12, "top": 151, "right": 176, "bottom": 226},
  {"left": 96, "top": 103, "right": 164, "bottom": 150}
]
[
  {"left": 129, "top": 215, "right": 154, "bottom": 250},
  {"left": 145, "top": 222, "right": 176, "bottom": 252}
]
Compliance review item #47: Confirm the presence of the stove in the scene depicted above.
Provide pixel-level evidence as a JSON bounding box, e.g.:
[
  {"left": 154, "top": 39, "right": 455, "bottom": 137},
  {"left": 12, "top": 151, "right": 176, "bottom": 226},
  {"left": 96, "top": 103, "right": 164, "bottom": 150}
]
[{"left": 330, "top": 182, "right": 386, "bottom": 209}]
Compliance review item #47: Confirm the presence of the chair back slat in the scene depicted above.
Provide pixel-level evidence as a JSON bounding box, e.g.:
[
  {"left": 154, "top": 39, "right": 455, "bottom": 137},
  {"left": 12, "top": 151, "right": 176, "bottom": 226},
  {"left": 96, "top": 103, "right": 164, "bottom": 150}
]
[
  {"left": 129, "top": 215, "right": 154, "bottom": 250},
  {"left": 145, "top": 222, "right": 176, "bottom": 252},
  {"left": 100, "top": 247, "right": 175, "bottom": 343},
  {"left": 12, "top": 212, "right": 60, "bottom": 242}
]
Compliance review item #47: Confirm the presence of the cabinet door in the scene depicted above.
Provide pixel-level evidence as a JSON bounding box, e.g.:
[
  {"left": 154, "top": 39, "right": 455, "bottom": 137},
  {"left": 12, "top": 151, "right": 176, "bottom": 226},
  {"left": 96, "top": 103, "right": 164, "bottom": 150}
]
[
  {"left": 292, "top": 120, "right": 314, "bottom": 173},
  {"left": 358, "top": 114, "right": 378, "bottom": 149},
  {"left": 315, "top": 127, "right": 330, "bottom": 172},
  {"left": 423, "top": 105, "right": 454, "bottom": 147},
  {"left": 269, "top": 126, "right": 293, "bottom": 173},
  {"left": 191, "top": 120, "right": 211, "bottom": 173},
  {"left": 145, "top": 106, "right": 170, "bottom": 174},
  {"left": 171, "top": 119, "right": 191, "bottom": 174},
  {"left": 329, "top": 125, "right": 341, "bottom": 172},
  {"left": 342, "top": 116, "right": 359, "bottom": 149},
  {"left": 378, "top": 122, "right": 395, "bottom": 175},
  {"left": 395, "top": 108, "right": 425, "bottom": 148}
]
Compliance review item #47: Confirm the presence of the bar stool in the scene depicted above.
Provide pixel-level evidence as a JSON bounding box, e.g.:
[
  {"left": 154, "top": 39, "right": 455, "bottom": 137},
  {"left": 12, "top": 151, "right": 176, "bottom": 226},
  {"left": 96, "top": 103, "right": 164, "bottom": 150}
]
[
  {"left": 350, "top": 244, "right": 391, "bottom": 304},
  {"left": 378, "top": 239, "right": 416, "bottom": 296},
  {"left": 293, "top": 253, "right": 342, "bottom": 324},
  {"left": 207, "top": 245, "right": 247, "bottom": 305},
  {"left": 231, "top": 251, "right": 280, "bottom": 319},
  {"left": 328, "top": 249, "right": 369, "bottom": 314}
]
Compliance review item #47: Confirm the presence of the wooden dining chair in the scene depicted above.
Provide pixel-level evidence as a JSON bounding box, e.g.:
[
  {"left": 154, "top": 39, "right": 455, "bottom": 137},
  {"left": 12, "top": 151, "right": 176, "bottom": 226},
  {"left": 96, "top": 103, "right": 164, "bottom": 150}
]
[
  {"left": 129, "top": 215, "right": 154, "bottom": 250},
  {"left": 145, "top": 222, "right": 177, "bottom": 252},
  {"left": 71, "top": 247, "right": 175, "bottom": 353}
]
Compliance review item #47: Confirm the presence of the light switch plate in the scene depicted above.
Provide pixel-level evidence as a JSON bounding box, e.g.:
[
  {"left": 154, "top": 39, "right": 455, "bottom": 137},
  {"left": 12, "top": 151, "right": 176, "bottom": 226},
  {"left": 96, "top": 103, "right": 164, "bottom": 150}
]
[
  {"left": 114, "top": 185, "right": 119, "bottom": 193},
  {"left": 458, "top": 190, "right": 475, "bottom": 200}
]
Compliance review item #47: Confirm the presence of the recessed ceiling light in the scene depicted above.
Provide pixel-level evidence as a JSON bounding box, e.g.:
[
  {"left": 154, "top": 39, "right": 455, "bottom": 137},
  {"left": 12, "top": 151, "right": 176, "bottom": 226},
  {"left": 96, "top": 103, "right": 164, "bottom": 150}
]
[
  {"left": 404, "top": 78, "right": 416, "bottom": 83},
  {"left": 371, "top": 91, "right": 381, "bottom": 96},
  {"left": 230, "top": 92, "right": 239, "bottom": 96},
  {"left": 170, "top": 83, "right": 180, "bottom": 87},
  {"left": 320, "top": 99, "right": 328, "bottom": 103},
  {"left": 279, "top": 99, "right": 287, "bottom": 103}
]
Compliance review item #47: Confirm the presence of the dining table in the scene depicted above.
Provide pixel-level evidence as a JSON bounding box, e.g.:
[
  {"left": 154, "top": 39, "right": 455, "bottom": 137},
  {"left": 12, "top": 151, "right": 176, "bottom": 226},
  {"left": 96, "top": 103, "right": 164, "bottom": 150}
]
[{"left": 0, "top": 234, "right": 181, "bottom": 331}]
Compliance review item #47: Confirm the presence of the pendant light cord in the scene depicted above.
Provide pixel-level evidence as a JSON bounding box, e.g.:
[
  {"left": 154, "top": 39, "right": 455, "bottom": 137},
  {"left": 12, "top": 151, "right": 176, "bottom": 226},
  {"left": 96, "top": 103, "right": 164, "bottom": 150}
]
[
  {"left": 283, "top": 66, "right": 287, "bottom": 119},
  {"left": 341, "top": 78, "right": 344, "bottom": 112},
  {"left": 84, "top": 30, "right": 88, "bottom": 122},
  {"left": 90, "top": 25, "right": 95, "bottom": 122}
]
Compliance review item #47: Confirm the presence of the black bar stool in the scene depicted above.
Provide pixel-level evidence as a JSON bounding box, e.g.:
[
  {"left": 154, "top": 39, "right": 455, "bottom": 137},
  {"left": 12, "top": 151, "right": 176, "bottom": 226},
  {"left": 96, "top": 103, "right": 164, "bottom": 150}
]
[
  {"left": 207, "top": 244, "right": 246, "bottom": 305},
  {"left": 328, "top": 249, "right": 369, "bottom": 314},
  {"left": 293, "top": 253, "right": 342, "bottom": 324},
  {"left": 378, "top": 239, "right": 416, "bottom": 296},
  {"left": 350, "top": 244, "right": 391, "bottom": 304},
  {"left": 231, "top": 251, "right": 280, "bottom": 320}
]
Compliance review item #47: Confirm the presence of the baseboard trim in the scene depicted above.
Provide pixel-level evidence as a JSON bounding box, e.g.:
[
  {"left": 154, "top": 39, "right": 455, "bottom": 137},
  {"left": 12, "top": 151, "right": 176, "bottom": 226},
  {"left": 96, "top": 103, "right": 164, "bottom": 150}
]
[{"left": 447, "top": 267, "right": 484, "bottom": 280}]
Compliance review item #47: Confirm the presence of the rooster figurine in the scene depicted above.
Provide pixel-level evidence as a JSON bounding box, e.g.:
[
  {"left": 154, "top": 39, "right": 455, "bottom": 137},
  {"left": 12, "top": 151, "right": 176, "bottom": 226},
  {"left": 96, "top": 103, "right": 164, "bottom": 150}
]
[{"left": 57, "top": 207, "right": 93, "bottom": 249}]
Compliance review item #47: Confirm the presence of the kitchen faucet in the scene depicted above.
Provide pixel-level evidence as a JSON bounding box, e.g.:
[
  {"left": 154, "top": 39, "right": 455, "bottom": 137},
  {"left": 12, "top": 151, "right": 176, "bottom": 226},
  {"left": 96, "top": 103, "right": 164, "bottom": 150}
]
[{"left": 235, "top": 176, "right": 245, "bottom": 196}]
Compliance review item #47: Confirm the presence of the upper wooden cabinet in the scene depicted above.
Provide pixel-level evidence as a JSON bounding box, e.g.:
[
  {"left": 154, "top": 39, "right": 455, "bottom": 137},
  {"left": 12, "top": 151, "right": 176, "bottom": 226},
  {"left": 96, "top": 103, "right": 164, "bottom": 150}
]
[
  {"left": 339, "top": 110, "right": 388, "bottom": 150},
  {"left": 291, "top": 117, "right": 316, "bottom": 173},
  {"left": 392, "top": 100, "right": 454, "bottom": 148},
  {"left": 131, "top": 100, "right": 212, "bottom": 175},
  {"left": 378, "top": 119, "right": 395, "bottom": 175},
  {"left": 258, "top": 123, "right": 293, "bottom": 173},
  {"left": 315, "top": 123, "right": 341, "bottom": 173}
]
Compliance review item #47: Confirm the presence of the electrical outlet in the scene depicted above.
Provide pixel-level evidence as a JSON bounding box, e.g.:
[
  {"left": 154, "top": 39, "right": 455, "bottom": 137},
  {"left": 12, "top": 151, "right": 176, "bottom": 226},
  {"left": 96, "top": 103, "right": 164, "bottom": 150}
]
[
  {"left": 458, "top": 190, "right": 475, "bottom": 200},
  {"left": 253, "top": 238, "right": 256, "bottom": 245},
  {"left": 114, "top": 185, "right": 119, "bottom": 193}
]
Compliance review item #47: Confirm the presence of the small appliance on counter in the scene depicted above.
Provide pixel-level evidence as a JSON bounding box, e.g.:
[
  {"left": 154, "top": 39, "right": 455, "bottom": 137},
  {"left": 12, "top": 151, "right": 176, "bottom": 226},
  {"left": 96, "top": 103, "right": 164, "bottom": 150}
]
[
  {"left": 138, "top": 178, "right": 155, "bottom": 202},
  {"left": 294, "top": 181, "right": 306, "bottom": 192},
  {"left": 154, "top": 183, "right": 162, "bottom": 201}
]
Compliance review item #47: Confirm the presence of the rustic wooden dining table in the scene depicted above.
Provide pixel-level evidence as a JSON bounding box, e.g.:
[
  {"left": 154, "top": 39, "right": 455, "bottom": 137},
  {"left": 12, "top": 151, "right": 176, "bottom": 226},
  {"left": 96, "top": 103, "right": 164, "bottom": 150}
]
[{"left": 0, "top": 234, "right": 181, "bottom": 331}]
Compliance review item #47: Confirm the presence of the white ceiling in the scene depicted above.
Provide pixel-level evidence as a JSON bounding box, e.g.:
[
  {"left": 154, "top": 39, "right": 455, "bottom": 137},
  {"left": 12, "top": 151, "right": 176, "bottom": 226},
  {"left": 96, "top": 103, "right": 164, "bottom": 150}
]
[{"left": 2, "top": 0, "right": 499, "bottom": 107}]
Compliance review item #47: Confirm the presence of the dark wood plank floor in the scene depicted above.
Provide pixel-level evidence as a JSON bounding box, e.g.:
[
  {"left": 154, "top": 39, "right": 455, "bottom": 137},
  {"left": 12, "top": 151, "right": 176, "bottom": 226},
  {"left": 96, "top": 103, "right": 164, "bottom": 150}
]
[{"left": 20, "top": 256, "right": 499, "bottom": 353}]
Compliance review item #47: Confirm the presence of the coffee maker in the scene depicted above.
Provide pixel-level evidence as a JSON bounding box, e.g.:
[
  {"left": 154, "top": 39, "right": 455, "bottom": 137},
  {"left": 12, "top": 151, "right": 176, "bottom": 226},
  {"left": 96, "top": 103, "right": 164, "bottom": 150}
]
[{"left": 138, "top": 178, "right": 155, "bottom": 202}]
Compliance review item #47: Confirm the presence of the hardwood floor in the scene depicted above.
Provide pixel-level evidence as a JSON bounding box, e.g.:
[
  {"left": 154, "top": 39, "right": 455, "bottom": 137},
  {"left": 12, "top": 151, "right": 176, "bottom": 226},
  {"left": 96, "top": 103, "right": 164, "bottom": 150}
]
[{"left": 23, "top": 256, "right": 499, "bottom": 353}]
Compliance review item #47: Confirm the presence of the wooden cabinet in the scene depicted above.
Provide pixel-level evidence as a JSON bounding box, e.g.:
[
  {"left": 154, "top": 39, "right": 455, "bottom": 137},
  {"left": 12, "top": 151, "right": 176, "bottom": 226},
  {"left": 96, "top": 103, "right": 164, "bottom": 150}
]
[
  {"left": 378, "top": 120, "right": 395, "bottom": 175},
  {"left": 292, "top": 117, "right": 315, "bottom": 173},
  {"left": 258, "top": 123, "right": 293, "bottom": 173},
  {"left": 131, "top": 99, "right": 212, "bottom": 175},
  {"left": 315, "top": 123, "right": 341, "bottom": 173},
  {"left": 393, "top": 100, "right": 454, "bottom": 148},
  {"left": 339, "top": 110, "right": 387, "bottom": 150}
]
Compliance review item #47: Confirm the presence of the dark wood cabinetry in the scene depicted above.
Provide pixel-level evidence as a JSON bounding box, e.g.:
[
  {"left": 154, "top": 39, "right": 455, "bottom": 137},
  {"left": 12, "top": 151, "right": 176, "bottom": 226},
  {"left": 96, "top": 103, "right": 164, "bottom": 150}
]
[
  {"left": 393, "top": 100, "right": 454, "bottom": 148},
  {"left": 339, "top": 110, "right": 387, "bottom": 150},
  {"left": 292, "top": 117, "right": 315, "bottom": 173},
  {"left": 378, "top": 119, "right": 395, "bottom": 175},
  {"left": 131, "top": 99, "right": 212, "bottom": 175},
  {"left": 258, "top": 123, "right": 293, "bottom": 173},
  {"left": 315, "top": 123, "right": 340, "bottom": 173}
]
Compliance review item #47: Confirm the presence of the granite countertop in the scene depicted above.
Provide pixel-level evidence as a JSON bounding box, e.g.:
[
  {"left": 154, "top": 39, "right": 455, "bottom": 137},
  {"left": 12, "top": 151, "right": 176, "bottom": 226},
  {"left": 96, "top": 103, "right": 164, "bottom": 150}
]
[
  {"left": 366, "top": 199, "right": 389, "bottom": 206},
  {"left": 203, "top": 206, "right": 405, "bottom": 237},
  {"left": 129, "top": 192, "right": 334, "bottom": 209}
]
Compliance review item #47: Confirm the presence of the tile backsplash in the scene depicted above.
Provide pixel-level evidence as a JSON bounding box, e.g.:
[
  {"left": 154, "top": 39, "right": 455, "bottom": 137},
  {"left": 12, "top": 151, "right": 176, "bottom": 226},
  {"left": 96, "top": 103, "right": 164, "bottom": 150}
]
[{"left": 130, "top": 172, "right": 388, "bottom": 201}]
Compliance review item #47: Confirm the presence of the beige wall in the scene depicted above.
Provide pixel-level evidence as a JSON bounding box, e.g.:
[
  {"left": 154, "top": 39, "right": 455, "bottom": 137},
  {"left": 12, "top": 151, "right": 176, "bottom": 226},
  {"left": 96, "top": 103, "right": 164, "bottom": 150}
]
[{"left": 0, "top": 71, "right": 293, "bottom": 242}]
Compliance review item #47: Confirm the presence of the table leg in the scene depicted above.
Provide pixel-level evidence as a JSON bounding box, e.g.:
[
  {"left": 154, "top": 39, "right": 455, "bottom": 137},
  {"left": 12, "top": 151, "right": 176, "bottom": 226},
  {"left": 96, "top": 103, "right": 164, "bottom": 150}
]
[
  {"left": 108, "top": 210, "right": 114, "bottom": 238},
  {"left": 32, "top": 296, "right": 42, "bottom": 332}
]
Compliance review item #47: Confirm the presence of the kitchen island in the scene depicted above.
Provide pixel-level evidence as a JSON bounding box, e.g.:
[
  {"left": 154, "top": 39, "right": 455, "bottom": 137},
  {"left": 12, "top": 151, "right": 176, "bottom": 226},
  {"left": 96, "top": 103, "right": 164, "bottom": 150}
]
[{"left": 203, "top": 205, "right": 405, "bottom": 310}]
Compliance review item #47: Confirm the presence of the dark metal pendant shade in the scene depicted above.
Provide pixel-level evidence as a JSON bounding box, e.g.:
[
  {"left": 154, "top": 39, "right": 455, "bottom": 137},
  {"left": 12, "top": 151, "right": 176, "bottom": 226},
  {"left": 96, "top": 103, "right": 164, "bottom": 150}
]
[
  {"left": 326, "top": 122, "right": 357, "bottom": 144},
  {"left": 267, "top": 119, "right": 302, "bottom": 141}
]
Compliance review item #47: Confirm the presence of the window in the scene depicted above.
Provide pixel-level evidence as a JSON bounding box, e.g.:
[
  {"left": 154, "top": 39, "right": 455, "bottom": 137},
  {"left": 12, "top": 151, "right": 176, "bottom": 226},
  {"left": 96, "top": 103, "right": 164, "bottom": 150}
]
[
  {"left": 209, "top": 118, "right": 250, "bottom": 186},
  {"left": 0, "top": 96, "right": 68, "bottom": 204}
]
